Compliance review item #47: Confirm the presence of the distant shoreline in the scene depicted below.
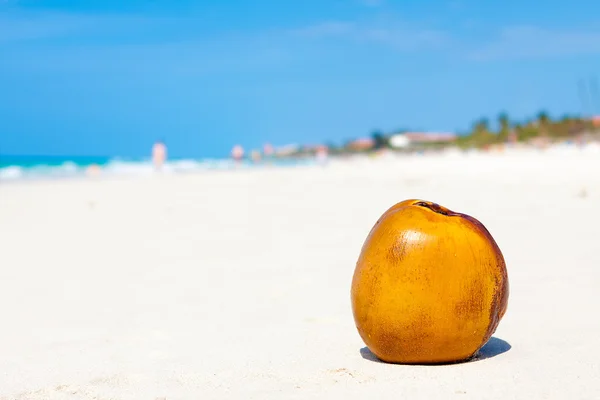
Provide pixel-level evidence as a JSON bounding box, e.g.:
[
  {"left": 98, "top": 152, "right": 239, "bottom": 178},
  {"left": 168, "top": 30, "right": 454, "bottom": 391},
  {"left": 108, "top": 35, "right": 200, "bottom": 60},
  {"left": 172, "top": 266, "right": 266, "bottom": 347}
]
[{"left": 2, "top": 140, "right": 599, "bottom": 183}]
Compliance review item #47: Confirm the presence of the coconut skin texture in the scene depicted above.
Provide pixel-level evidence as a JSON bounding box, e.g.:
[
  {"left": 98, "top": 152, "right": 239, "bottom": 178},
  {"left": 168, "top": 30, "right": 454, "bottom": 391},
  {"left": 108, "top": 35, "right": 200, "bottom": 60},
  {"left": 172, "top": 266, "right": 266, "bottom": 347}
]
[{"left": 351, "top": 199, "right": 509, "bottom": 364}]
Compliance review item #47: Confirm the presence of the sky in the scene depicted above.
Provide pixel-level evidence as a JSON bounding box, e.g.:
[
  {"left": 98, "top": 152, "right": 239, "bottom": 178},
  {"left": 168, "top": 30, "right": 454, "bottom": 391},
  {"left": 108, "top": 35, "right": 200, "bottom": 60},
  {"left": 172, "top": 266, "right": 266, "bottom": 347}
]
[{"left": 1, "top": 0, "right": 600, "bottom": 158}]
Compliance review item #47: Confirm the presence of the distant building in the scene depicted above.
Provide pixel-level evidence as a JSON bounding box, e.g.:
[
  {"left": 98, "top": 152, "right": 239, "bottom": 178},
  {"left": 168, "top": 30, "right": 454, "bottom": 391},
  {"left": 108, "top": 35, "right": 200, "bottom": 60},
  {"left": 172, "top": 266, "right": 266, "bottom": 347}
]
[
  {"left": 274, "top": 144, "right": 300, "bottom": 157},
  {"left": 389, "top": 134, "right": 410, "bottom": 149},
  {"left": 389, "top": 132, "right": 457, "bottom": 149},
  {"left": 346, "top": 137, "right": 375, "bottom": 151}
]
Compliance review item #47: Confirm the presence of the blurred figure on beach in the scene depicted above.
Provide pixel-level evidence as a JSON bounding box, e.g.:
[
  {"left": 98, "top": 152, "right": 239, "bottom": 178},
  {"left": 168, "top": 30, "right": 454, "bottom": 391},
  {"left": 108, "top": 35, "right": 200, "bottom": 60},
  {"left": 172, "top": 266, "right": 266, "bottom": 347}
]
[
  {"left": 316, "top": 145, "right": 329, "bottom": 166},
  {"left": 86, "top": 164, "right": 102, "bottom": 178},
  {"left": 263, "top": 143, "right": 274, "bottom": 165},
  {"left": 263, "top": 143, "right": 273, "bottom": 156},
  {"left": 231, "top": 145, "right": 244, "bottom": 165},
  {"left": 250, "top": 149, "right": 262, "bottom": 164},
  {"left": 152, "top": 140, "right": 167, "bottom": 170}
]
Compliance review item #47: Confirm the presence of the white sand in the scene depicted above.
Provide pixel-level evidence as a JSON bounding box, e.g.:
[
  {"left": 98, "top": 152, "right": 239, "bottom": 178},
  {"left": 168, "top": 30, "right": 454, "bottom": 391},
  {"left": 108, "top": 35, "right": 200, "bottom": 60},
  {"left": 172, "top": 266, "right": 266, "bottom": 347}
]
[{"left": 1, "top": 147, "right": 600, "bottom": 399}]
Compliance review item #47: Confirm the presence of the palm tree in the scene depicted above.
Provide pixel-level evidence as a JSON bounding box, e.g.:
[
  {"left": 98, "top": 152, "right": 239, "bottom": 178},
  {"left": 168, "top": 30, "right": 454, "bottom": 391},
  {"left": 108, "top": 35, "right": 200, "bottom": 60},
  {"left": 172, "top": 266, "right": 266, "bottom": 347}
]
[
  {"left": 497, "top": 112, "right": 510, "bottom": 142},
  {"left": 371, "top": 130, "right": 388, "bottom": 150},
  {"left": 474, "top": 117, "right": 490, "bottom": 133},
  {"left": 470, "top": 117, "right": 494, "bottom": 147},
  {"left": 537, "top": 111, "right": 550, "bottom": 125},
  {"left": 537, "top": 110, "right": 550, "bottom": 137}
]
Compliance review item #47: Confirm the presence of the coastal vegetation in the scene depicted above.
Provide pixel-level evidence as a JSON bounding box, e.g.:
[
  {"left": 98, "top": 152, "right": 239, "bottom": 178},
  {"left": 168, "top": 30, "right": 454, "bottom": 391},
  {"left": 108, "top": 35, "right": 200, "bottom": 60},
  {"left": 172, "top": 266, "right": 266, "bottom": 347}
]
[
  {"left": 452, "top": 111, "right": 596, "bottom": 149},
  {"left": 286, "top": 111, "right": 599, "bottom": 158}
]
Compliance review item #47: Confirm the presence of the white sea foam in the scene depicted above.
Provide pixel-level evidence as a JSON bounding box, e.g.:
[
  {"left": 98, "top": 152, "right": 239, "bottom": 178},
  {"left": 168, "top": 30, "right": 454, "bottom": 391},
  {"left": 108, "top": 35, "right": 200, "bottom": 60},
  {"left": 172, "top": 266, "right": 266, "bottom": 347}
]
[
  {"left": 0, "top": 166, "right": 24, "bottom": 180},
  {"left": 0, "top": 156, "right": 316, "bottom": 182}
]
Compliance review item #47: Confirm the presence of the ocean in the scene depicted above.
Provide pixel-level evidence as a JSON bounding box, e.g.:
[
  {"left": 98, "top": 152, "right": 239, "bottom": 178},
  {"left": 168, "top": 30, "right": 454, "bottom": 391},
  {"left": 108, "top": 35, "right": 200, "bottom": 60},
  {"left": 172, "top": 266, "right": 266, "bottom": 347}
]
[{"left": 0, "top": 155, "right": 315, "bottom": 182}]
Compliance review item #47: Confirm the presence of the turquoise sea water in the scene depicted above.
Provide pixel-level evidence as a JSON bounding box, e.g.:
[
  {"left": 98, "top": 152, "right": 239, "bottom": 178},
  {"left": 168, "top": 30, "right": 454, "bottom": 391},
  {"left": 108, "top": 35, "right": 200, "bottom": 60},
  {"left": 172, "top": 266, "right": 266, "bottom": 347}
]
[
  {"left": 0, "top": 154, "right": 314, "bottom": 181},
  {"left": 0, "top": 155, "right": 113, "bottom": 168}
]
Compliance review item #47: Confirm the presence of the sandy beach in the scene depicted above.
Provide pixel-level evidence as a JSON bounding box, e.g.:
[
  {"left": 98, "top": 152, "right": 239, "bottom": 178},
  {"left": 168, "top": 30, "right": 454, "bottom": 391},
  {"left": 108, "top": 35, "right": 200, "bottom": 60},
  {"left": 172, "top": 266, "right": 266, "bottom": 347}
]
[{"left": 1, "top": 147, "right": 599, "bottom": 399}]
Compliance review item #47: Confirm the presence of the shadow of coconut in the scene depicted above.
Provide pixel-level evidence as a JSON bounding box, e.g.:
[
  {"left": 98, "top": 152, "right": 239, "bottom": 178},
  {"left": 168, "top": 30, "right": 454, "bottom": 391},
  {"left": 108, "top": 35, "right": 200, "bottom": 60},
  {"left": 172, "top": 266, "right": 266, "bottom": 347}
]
[{"left": 360, "top": 337, "right": 511, "bottom": 365}]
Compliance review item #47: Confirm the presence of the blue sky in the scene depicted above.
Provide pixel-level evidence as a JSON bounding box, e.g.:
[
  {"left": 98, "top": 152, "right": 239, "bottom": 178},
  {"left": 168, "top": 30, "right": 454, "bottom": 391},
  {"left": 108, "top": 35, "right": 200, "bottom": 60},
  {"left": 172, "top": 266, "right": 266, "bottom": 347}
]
[{"left": 1, "top": 0, "right": 600, "bottom": 158}]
